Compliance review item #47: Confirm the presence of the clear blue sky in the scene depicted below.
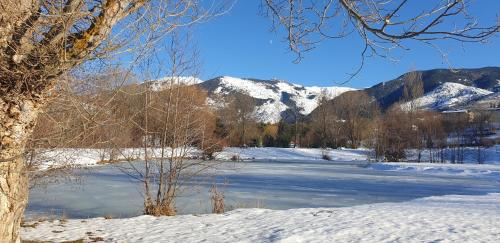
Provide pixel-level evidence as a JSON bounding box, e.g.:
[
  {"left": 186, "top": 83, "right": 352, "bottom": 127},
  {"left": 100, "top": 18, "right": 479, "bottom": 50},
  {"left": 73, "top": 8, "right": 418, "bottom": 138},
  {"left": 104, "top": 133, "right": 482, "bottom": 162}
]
[{"left": 191, "top": 1, "right": 499, "bottom": 89}]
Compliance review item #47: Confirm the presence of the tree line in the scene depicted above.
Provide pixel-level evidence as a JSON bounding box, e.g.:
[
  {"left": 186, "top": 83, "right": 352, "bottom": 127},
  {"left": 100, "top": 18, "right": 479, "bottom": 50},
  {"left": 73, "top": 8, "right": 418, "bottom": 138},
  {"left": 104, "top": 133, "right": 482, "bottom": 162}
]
[{"left": 29, "top": 73, "right": 498, "bottom": 164}]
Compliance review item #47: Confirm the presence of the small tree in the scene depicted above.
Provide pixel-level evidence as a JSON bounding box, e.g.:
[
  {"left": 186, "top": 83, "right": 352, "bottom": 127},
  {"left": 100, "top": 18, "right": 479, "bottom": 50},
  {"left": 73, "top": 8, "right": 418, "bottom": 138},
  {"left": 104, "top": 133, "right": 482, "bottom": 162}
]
[
  {"left": 470, "top": 111, "right": 492, "bottom": 164},
  {"left": 379, "top": 106, "right": 412, "bottom": 161}
]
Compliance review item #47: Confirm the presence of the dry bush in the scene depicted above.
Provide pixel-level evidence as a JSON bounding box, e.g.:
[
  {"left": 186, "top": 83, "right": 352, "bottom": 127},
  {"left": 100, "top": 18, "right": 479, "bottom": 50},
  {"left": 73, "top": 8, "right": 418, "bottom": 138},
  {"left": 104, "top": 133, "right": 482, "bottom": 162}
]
[{"left": 210, "top": 184, "right": 225, "bottom": 214}]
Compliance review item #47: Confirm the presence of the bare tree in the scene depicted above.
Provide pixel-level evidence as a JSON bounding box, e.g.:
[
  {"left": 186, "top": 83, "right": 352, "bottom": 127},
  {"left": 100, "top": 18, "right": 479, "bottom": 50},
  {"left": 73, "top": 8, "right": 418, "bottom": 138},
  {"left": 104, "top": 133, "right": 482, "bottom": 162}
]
[
  {"left": 0, "top": 1, "right": 222, "bottom": 241},
  {"left": 402, "top": 71, "right": 424, "bottom": 111},
  {"left": 263, "top": 0, "right": 498, "bottom": 77},
  {"left": 333, "top": 91, "right": 379, "bottom": 148},
  {"left": 312, "top": 89, "right": 332, "bottom": 149},
  {"left": 111, "top": 33, "right": 220, "bottom": 216},
  {"left": 221, "top": 94, "right": 256, "bottom": 147},
  {"left": 402, "top": 71, "right": 424, "bottom": 161},
  {"left": 418, "top": 111, "right": 446, "bottom": 163},
  {"left": 378, "top": 105, "right": 412, "bottom": 161},
  {"left": 470, "top": 110, "right": 492, "bottom": 164}
]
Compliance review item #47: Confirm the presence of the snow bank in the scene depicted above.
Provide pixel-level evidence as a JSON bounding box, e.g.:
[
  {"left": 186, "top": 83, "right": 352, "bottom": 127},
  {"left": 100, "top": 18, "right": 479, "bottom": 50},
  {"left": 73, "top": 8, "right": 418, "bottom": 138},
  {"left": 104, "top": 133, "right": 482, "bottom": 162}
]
[
  {"left": 214, "top": 147, "right": 370, "bottom": 161},
  {"left": 369, "top": 162, "right": 500, "bottom": 182},
  {"left": 34, "top": 146, "right": 498, "bottom": 171},
  {"left": 34, "top": 147, "right": 202, "bottom": 170},
  {"left": 22, "top": 193, "right": 500, "bottom": 242},
  {"left": 368, "top": 145, "right": 500, "bottom": 181},
  {"left": 34, "top": 147, "right": 371, "bottom": 170}
]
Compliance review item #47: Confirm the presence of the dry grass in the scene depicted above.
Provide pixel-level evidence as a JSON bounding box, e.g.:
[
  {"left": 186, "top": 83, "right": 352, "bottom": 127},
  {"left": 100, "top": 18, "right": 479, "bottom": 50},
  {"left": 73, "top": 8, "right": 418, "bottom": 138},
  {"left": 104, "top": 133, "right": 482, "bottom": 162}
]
[
  {"left": 96, "top": 159, "right": 124, "bottom": 165},
  {"left": 21, "top": 221, "right": 39, "bottom": 228},
  {"left": 89, "top": 236, "right": 105, "bottom": 242},
  {"left": 227, "top": 199, "right": 266, "bottom": 211},
  {"left": 144, "top": 203, "right": 176, "bottom": 216},
  {"left": 210, "top": 184, "right": 225, "bottom": 214}
]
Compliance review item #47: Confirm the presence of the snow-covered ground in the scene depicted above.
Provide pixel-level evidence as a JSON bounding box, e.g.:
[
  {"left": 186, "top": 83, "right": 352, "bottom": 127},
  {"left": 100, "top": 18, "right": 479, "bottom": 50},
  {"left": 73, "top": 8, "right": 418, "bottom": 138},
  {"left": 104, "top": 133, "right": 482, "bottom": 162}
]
[
  {"left": 22, "top": 193, "right": 500, "bottom": 242},
  {"left": 215, "top": 147, "right": 370, "bottom": 161},
  {"left": 32, "top": 147, "right": 203, "bottom": 170},
  {"left": 367, "top": 146, "right": 500, "bottom": 181},
  {"left": 369, "top": 162, "right": 500, "bottom": 182},
  {"left": 25, "top": 146, "right": 500, "bottom": 242},
  {"left": 35, "top": 145, "right": 499, "bottom": 168},
  {"left": 33, "top": 147, "right": 371, "bottom": 170}
]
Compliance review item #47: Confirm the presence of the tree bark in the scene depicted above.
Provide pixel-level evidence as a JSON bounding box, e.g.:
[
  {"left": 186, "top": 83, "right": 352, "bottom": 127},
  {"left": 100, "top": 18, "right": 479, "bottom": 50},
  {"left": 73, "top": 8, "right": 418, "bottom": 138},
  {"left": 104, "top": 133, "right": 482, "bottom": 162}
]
[{"left": 0, "top": 96, "right": 41, "bottom": 243}]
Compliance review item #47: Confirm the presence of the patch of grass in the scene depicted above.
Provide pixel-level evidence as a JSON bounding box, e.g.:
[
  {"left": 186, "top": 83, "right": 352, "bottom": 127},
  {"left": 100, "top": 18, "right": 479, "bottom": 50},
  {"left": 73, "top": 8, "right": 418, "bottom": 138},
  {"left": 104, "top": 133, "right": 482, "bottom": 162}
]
[
  {"left": 226, "top": 199, "right": 265, "bottom": 211},
  {"left": 21, "top": 221, "right": 39, "bottom": 228},
  {"left": 89, "top": 236, "right": 105, "bottom": 242}
]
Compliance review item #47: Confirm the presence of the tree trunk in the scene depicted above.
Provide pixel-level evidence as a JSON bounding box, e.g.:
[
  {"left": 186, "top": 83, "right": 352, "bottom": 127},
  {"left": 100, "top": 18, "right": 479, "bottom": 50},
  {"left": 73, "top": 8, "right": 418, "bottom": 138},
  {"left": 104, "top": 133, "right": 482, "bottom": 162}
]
[{"left": 0, "top": 97, "right": 41, "bottom": 243}]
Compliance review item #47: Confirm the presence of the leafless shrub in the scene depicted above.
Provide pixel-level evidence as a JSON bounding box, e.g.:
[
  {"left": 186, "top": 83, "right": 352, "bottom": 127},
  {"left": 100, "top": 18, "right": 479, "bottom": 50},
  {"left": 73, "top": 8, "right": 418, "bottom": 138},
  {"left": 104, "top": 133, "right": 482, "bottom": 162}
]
[{"left": 210, "top": 183, "right": 225, "bottom": 214}]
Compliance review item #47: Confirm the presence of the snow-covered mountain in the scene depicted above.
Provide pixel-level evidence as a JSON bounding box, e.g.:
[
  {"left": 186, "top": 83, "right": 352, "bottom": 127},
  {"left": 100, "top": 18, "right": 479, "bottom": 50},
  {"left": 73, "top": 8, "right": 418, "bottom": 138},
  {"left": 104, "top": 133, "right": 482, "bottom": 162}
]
[
  {"left": 200, "top": 76, "right": 356, "bottom": 123},
  {"left": 364, "top": 67, "right": 500, "bottom": 109},
  {"left": 402, "top": 82, "right": 493, "bottom": 111},
  {"left": 146, "top": 76, "right": 203, "bottom": 91},
  {"left": 143, "top": 68, "right": 499, "bottom": 122}
]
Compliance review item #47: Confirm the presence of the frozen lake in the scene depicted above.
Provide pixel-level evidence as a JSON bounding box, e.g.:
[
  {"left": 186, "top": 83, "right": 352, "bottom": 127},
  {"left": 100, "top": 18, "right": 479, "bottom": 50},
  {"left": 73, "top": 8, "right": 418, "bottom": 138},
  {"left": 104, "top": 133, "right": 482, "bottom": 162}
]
[{"left": 27, "top": 159, "right": 500, "bottom": 219}]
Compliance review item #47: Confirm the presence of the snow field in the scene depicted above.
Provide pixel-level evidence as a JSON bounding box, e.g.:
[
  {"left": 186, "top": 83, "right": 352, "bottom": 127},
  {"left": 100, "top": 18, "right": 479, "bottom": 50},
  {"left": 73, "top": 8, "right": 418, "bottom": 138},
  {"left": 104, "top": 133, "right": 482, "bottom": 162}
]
[{"left": 22, "top": 193, "right": 500, "bottom": 242}]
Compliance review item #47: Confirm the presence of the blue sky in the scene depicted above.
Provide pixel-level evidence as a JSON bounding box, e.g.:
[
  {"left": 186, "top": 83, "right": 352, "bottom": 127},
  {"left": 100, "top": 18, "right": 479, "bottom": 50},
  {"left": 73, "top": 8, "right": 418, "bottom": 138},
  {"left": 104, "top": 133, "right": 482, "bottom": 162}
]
[{"left": 191, "top": 1, "right": 499, "bottom": 89}]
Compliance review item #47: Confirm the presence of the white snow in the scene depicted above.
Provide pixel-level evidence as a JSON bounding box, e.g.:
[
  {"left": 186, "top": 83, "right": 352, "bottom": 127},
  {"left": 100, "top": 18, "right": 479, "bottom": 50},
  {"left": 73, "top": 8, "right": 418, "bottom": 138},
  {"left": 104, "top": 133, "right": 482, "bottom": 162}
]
[
  {"left": 146, "top": 76, "right": 203, "bottom": 91},
  {"left": 369, "top": 162, "right": 500, "bottom": 182},
  {"left": 402, "top": 82, "right": 492, "bottom": 110},
  {"left": 217, "top": 76, "right": 280, "bottom": 100},
  {"left": 32, "top": 147, "right": 370, "bottom": 170},
  {"left": 34, "top": 146, "right": 499, "bottom": 170},
  {"left": 212, "top": 76, "right": 355, "bottom": 123},
  {"left": 33, "top": 147, "right": 203, "bottom": 170},
  {"left": 215, "top": 147, "right": 370, "bottom": 161},
  {"left": 251, "top": 100, "right": 288, "bottom": 123},
  {"left": 22, "top": 193, "right": 500, "bottom": 242}
]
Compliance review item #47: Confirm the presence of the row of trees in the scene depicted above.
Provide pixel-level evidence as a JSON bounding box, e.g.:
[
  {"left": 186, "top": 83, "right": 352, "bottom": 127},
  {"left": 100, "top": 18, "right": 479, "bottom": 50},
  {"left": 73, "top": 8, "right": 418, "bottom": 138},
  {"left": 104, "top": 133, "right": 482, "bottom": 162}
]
[
  {"left": 209, "top": 72, "right": 497, "bottom": 163},
  {"left": 30, "top": 74, "right": 498, "bottom": 164}
]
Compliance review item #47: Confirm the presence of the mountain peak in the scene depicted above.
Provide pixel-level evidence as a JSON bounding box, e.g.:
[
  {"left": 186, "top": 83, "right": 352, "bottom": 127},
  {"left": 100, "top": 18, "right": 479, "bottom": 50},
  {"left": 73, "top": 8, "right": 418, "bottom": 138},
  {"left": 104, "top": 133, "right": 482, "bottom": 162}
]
[{"left": 199, "top": 76, "right": 356, "bottom": 123}]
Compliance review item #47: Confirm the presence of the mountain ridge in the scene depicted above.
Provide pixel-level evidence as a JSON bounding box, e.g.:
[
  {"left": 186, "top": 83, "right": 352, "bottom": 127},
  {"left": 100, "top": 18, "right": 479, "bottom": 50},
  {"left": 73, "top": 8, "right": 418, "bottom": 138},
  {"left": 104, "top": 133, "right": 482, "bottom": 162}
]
[{"left": 146, "top": 66, "right": 499, "bottom": 123}]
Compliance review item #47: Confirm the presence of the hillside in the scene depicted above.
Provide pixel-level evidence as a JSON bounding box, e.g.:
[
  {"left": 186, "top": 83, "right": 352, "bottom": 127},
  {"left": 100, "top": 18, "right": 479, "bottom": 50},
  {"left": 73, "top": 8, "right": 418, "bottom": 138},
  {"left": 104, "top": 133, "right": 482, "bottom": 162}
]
[
  {"left": 312, "top": 67, "right": 500, "bottom": 116},
  {"left": 198, "top": 76, "right": 355, "bottom": 123},
  {"left": 365, "top": 67, "right": 500, "bottom": 109},
  {"left": 144, "top": 67, "right": 499, "bottom": 123},
  {"left": 401, "top": 82, "right": 493, "bottom": 111}
]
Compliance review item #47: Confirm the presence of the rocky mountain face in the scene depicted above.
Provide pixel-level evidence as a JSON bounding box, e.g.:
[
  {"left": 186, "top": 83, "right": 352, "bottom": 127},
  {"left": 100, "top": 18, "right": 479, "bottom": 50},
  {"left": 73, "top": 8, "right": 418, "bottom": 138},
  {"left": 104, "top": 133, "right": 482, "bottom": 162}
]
[{"left": 198, "top": 76, "right": 355, "bottom": 123}]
